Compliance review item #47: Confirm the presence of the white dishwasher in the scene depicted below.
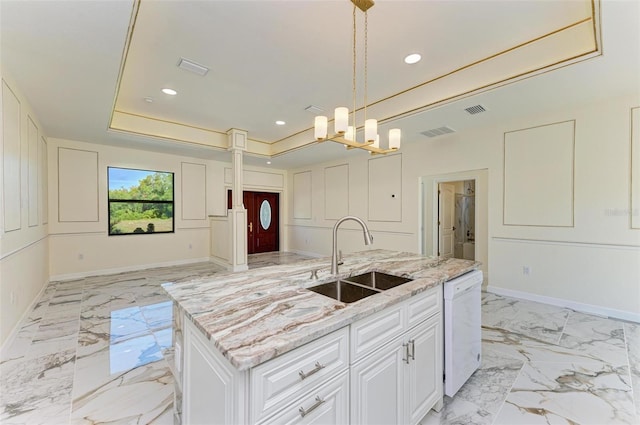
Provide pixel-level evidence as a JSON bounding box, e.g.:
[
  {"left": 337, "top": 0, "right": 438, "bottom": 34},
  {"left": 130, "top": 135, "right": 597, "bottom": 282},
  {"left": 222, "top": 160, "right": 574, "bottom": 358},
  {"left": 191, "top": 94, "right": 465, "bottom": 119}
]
[{"left": 443, "top": 269, "right": 483, "bottom": 397}]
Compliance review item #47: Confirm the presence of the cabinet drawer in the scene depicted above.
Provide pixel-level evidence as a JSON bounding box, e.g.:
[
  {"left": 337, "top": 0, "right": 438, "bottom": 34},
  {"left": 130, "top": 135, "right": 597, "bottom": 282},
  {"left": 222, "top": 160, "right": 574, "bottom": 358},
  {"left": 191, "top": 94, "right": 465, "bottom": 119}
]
[
  {"left": 259, "top": 371, "right": 349, "bottom": 425},
  {"left": 407, "top": 285, "right": 441, "bottom": 329},
  {"left": 350, "top": 303, "right": 405, "bottom": 363},
  {"left": 250, "top": 327, "right": 349, "bottom": 423}
]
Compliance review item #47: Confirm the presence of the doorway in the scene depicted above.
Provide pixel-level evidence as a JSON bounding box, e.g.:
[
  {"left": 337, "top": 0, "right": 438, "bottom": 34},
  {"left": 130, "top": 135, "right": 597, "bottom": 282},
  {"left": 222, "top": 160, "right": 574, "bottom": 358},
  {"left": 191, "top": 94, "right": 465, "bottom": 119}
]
[
  {"left": 228, "top": 190, "right": 280, "bottom": 254},
  {"left": 438, "top": 180, "right": 475, "bottom": 260}
]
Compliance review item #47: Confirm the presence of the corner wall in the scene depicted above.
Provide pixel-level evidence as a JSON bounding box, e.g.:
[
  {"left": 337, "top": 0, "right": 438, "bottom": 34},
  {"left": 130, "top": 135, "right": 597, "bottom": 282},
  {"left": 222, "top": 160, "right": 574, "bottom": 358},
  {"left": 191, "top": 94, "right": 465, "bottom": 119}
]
[{"left": 1, "top": 73, "right": 50, "bottom": 348}]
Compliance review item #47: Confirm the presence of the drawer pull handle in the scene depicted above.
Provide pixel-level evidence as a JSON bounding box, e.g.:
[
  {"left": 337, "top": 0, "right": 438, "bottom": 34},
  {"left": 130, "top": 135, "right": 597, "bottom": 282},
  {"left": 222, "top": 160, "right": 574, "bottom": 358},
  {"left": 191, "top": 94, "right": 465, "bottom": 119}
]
[
  {"left": 299, "top": 362, "right": 325, "bottom": 380},
  {"left": 299, "top": 396, "right": 325, "bottom": 417},
  {"left": 409, "top": 339, "right": 415, "bottom": 361},
  {"left": 402, "top": 342, "right": 410, "bottom": 364}
]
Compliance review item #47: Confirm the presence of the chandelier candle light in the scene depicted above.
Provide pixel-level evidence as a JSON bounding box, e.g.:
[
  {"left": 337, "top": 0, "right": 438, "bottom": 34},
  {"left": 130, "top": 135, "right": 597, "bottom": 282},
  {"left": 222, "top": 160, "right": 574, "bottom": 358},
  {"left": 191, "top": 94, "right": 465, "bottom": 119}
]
[{"left": 314, "top": 0, "right": 401, "bottom": 155}]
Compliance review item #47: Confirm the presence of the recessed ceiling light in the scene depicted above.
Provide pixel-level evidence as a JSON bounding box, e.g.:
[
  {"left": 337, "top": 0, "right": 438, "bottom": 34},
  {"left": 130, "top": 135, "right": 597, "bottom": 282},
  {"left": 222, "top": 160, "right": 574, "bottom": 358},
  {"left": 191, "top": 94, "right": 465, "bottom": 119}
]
[
  {"left": 404, "top": 53, "right": 422, "bottom": 64},
  {"left": 161, "top": 88, "right": 177, "bottom": 95},
  {"left": 275, "top": 120, "right": 286, "bottom": 126},
  {"left": 144, "top": 97, "right": 154, "bottom": 103},
  {"left": 267, "top": 161, "right": 272, "bottom": 165}
]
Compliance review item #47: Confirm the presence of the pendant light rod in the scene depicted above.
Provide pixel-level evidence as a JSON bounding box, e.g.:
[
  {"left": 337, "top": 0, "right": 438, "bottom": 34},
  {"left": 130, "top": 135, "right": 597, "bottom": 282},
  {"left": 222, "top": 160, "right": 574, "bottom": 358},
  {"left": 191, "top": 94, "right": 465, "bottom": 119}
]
[{"left": 313, "top": 0, "right": 401, "bottom": 155}]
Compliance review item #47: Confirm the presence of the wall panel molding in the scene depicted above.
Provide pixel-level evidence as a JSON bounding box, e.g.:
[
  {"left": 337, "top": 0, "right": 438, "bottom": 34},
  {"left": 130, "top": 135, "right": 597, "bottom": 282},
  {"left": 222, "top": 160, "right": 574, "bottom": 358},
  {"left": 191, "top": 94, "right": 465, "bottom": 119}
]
[
  {"left": 503, "top": 120, "right": 575, "bottom": 227},
  {"left": 293, "top": 171, "right": 312, "bottom": 219},
  {"left": 181, "top": 162, "right": 207, "bottom": 220},
  {"left": 324, "top": 164, "right": 349, "bottom": 220},
  {"left": 27, "top": 116, "right": 38, "bottom": 227},
  {"left": 631, "top": 107, "right": 640, "bottom": 229},
  {"left": 39, "top": 137, "right": 48, "bottom": 225},
  {"left": 57, "top": 147, "right": 99, "bottom": 222},
  {"left": 2, "top": 80, "right": 22, "bottom": 233},
  {"left": 368, "top": 154, "right": 402, "bottom": 222}
]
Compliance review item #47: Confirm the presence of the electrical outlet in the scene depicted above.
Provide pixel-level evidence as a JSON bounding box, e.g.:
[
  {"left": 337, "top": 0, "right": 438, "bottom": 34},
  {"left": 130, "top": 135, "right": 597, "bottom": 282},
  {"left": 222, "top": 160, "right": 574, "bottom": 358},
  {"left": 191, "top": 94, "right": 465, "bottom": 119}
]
[
  {"left": 522, "top": 266, "right": 531, "bottom": 276},
  {"left": 78, "top": 253, "right": 84, "bottom": 260},
  {"left": 9, "top": 291, "right": 16, "bottom": 305},
  {"left": 188, "top": 243, "right": 193, "bottom": 250}
]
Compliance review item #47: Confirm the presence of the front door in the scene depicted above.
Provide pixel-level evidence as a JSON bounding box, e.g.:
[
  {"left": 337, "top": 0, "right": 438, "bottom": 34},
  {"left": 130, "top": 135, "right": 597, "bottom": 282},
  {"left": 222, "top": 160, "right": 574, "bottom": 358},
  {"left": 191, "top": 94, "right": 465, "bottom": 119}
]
[{"left": 228, "top": 190, "right": 279, "bottom": 254}]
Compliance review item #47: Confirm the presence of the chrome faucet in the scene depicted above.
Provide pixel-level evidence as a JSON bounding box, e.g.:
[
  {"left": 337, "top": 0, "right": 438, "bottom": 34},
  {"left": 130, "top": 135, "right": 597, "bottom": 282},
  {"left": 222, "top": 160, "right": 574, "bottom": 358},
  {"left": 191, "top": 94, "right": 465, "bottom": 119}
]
[{"left": 331, "top": 216, "right": 373, "bottom": 275}]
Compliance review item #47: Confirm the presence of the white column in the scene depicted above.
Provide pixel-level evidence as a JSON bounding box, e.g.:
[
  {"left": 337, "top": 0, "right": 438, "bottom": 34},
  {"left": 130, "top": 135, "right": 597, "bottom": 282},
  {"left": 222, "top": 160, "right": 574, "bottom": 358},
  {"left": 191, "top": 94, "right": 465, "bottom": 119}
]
[{"left": 227, "top": 129, "right": 248, "bottom": 272}]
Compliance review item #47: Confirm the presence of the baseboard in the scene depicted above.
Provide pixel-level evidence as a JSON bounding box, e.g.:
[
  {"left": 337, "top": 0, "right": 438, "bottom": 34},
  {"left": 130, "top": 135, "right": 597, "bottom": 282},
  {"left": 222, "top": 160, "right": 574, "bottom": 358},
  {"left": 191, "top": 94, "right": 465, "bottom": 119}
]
[
  {"left": 50, "top": 257, "right": 212, "bottom": 282},
  {"left": 0, "top": 279, "right": 49, "bottom": 358},
  {"left": 486, "top": 285, "right": 640, "bottom": 324},
  {"left": 288, "top": 249, "right": 324, "bottom": 258},
  {"left": 208, "top": 256, "right": 230, "bottom": 270}
]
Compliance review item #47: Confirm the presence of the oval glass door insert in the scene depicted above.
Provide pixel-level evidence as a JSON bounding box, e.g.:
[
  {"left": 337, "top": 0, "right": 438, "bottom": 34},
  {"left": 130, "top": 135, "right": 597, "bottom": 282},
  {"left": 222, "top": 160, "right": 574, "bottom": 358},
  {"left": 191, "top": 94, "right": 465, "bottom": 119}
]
[{"left": 259, "top": 200, "right": 272, "bottom": 230}]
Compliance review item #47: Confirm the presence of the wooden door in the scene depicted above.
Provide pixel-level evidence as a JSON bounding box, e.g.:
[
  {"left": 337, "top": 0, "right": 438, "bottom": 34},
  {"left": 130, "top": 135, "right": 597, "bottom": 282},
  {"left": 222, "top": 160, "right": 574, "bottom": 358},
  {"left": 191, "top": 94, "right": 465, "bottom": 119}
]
[
  {"left": 228, "top": 190, "right": 279, "bottom": 254},
  {"left": 438, "top": 183, "right": 455, "bottom": 258}
]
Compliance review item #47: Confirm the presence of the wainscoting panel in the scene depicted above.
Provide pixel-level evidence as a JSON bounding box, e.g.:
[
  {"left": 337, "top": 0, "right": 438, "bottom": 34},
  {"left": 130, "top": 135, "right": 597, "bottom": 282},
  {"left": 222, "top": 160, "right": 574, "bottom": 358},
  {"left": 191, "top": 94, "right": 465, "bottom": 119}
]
[
  {"left": 2, "top": 80, "right": 21, "bottom": 232},
  {"left": 504, "top": 120, "right": 574, "bottom": 227},
  {"left": 181, "top": 162, "right": 207, "bottom": 220},
  {"left": 293, "top": 171, "right": 312, "bottom": 219},
  {"left": 58, "top": 147, "right": 99, "bottom": 222},
  {"left": 324, "top": 164, "right": 349, "bottom": 220}
]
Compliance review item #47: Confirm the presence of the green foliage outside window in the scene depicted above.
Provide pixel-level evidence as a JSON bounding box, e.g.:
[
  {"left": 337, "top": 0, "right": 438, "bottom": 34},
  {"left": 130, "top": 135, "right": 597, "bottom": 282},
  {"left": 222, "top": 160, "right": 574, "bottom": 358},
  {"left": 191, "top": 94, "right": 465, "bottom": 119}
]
[{"left": 108, "top": 167, "right": 174, "bottom": 235}]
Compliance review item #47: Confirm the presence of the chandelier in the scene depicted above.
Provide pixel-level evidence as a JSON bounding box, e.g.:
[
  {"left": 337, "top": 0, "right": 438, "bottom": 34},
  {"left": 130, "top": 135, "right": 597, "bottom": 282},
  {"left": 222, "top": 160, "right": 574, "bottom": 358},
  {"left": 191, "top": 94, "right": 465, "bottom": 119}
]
[{"left": 314, "top": 0, "right": 401, "bottom": 155}]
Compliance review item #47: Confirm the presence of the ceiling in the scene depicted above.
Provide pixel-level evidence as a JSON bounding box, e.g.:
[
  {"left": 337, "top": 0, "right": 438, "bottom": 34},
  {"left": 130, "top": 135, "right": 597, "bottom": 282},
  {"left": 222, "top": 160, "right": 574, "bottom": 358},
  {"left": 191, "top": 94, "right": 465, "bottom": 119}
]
[{"left": 2, "top": 0, "right": 639, "bottom": 169}]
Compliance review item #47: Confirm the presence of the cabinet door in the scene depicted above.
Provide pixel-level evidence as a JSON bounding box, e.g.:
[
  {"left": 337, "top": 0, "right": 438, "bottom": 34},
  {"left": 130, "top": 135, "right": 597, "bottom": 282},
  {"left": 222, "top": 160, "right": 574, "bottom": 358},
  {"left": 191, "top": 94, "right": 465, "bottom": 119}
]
[
  {"left": 183, "top": 319, "right": 246, "bottom": 425},
  {"left": 406, "top": 314, "right": 442, "bottom": 425},
  {"left": 350, "top": 340, "right": 405, "bottom": 425},
  {"left": 259, "top": 372, "right": 349, "bottom": 425}
]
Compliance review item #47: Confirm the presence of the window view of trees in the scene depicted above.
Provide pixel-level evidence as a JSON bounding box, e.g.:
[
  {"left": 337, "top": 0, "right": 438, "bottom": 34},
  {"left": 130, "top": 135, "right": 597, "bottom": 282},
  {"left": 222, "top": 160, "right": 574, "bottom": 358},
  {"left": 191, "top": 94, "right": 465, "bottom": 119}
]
[{"left": 108, "top": 167, "right": 174, "bottom": 235}]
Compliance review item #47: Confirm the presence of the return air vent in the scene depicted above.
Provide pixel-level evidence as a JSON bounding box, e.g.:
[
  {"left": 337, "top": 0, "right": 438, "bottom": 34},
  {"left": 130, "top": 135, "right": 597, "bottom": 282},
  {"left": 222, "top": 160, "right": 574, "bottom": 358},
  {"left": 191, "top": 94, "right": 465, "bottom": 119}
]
[
  {"left": 421, "top": 126, "right": 456, "bottom": 138},
  {"left": 178, "top": 58, "right": 209, "bottom": 76},
  {"left": 464, "top": 104, "right": 487, "bottom": 115},
  {"left": 304, "top": 105, "right": 324, "bottom": 114}
]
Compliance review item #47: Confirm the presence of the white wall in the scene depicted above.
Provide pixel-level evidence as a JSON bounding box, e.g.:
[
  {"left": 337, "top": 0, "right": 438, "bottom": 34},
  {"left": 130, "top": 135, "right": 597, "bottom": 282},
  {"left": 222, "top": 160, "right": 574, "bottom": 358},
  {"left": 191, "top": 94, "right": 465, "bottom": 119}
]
[
  {"left": 47, "top": 138, "right": 220, "bottom": 279},
  {"left": 47, "top": 138, "right": 288, "bottom": 279},
  {"left": 286, "top": 92, "right": 640, "bottom": 320},
  {"left": 1, "top": 73, "right": 50, "bottom": 347}
]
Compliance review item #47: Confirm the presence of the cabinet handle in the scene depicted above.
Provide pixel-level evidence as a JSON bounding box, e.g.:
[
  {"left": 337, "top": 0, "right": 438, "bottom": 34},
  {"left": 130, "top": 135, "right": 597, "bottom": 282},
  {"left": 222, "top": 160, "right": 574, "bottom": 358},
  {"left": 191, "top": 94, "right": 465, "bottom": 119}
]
[
  {"left": 402, "top": 342, "right": 410, "bottom": 364},
  {"left": 409, "top": 339, "right": 415, "bottom": 361},
  {"left": 299, "top": 361, "right": 325, "bottom": 380},
  {"left": 299, "top": 396, "right": 325, "bottom": 417}
]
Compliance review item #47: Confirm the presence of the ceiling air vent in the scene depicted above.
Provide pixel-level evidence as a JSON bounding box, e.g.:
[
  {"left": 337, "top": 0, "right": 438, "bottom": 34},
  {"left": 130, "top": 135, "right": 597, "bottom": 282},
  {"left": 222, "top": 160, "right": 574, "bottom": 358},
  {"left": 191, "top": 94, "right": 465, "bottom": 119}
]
[
  {"left": 421, "top": 126, "right": 456, "bottom": 138},
  {"left": 305, "top": 105, "right": 324, "bottom": 114},
  {"left": 178, "top": 58, "right": 209, "bottom": 76},
  {"left": 464, "top": 104, "right": 487, "bottom": 115}
]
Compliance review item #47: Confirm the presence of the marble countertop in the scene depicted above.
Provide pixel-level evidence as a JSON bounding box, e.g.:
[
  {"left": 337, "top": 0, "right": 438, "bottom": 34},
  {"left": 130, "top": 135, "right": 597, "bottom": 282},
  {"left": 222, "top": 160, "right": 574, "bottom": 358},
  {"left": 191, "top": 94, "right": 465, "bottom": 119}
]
[{"left": 162, "top": 249, "right": 479, "bottom": 370}]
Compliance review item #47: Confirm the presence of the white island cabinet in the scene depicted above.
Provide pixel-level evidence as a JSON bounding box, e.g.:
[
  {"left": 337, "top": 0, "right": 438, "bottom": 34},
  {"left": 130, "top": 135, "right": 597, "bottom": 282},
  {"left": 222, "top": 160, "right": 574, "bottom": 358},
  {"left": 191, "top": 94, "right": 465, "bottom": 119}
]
[{"left": 179, "top": 285, "right": 442, "bottom": 425}]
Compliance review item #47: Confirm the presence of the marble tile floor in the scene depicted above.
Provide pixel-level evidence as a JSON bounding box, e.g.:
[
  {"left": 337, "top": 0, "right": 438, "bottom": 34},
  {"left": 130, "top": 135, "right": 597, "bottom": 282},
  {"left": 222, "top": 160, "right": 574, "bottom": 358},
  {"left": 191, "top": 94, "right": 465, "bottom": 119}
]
[{"left": 1, "top": 256, "right": 638, "bottom": 425}]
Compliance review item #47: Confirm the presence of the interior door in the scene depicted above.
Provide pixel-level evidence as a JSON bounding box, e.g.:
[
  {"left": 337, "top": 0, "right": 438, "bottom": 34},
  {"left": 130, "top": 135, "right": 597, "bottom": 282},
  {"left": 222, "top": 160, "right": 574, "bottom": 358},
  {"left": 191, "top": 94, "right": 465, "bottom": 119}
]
[
  {"left": 438, "top": 183, "right": 455, "bottom": 258},
  {"left": 230, "top": 190, "right": 279, "bottom": 254}
]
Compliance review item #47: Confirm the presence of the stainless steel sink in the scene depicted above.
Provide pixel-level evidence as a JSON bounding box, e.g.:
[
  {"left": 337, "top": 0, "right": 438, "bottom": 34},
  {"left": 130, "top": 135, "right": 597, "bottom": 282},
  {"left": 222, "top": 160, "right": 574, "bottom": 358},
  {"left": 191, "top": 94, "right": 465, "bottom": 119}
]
[
  {"left": 306, "top": 271, "right": 413, "bottom": 303},
  {"left": 306, "top": 280, "right": 380, "bottom": 303},
  {"left": 345, "top": 271, "right": 412, "bottom": 290}
]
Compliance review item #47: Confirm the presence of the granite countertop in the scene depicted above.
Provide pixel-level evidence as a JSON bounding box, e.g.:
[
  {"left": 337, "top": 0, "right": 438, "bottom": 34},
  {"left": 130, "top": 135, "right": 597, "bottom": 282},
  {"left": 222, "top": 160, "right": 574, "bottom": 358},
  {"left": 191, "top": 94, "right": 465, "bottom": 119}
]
[{"left": 162, "top": 249, "right": 479, "bottom": 370}]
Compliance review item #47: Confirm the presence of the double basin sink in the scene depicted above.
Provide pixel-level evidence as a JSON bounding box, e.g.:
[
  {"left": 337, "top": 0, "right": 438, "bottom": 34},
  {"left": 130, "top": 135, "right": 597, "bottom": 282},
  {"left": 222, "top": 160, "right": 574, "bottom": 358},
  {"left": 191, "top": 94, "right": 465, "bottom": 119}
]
[{"left": 307, "top": 271, "right": 413, "bottom": 303}]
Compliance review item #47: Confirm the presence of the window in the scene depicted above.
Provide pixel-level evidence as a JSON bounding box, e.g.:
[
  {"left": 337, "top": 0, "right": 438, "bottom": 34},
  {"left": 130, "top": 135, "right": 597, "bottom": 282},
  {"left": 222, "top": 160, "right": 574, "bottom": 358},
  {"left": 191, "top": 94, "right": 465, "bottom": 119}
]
[{"left": 108, "top": 167, "right": 174, "bottom": 235}]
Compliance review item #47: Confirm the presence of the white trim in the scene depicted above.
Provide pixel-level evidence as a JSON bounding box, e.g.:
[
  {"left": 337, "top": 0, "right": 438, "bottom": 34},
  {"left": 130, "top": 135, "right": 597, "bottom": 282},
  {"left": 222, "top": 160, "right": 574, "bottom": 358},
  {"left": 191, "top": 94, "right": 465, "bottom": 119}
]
[
  {"left": 486, "top": 285, "right": 640, "bottom": 324},
  {"left": 209, "top": 255, "right": 231, "bottom": 270},
  {"left": 0, "top": 235, "right": 48, "bottom": 260},
  {"left": 287, "top": 249, "right": 324, "bottom": 258},
  {"left": 0, "top": 279, "right": 49, "bottom": 358},
  {"left": 492, "top": 237, "right": 640, "bottom": 250},
  {"left": 50, "top": 256, "right": 212, "bottom": 282}
]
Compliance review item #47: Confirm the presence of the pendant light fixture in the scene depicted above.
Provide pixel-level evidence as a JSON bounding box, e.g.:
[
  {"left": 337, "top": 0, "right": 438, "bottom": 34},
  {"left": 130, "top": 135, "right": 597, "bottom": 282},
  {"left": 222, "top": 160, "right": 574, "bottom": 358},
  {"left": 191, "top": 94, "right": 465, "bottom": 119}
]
[{"left": 314, "top": 0, "right": 401, "bottom": 155}]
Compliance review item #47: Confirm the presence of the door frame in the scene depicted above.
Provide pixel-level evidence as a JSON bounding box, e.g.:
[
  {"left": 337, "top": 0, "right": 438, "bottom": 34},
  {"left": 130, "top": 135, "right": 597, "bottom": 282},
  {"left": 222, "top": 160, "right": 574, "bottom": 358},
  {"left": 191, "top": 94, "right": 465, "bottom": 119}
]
[
  {"left": 418, "top": 169, "right": 488, "bottom": 284},
  {"left": 226, "top": 187, "right": 284, "bottom": 253}
]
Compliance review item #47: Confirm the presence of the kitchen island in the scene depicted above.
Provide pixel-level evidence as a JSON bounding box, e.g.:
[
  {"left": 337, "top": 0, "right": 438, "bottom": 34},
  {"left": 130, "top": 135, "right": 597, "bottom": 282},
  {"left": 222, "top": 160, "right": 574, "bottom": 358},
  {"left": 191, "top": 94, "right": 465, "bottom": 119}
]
[{"left": 163, "top": 249, "right": 478, "bottom": 424}]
